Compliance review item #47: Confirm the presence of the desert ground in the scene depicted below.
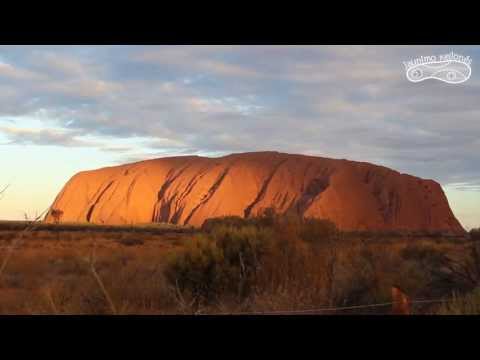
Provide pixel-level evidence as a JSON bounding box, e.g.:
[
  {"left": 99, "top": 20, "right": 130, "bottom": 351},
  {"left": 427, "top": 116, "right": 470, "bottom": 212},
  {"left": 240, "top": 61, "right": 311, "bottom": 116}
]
[
  {"left": 0, "top": 221, "right": 192, "bottom": 314},
  {"left": 0, "top": 217, "right": 478, "bottom": 315}
]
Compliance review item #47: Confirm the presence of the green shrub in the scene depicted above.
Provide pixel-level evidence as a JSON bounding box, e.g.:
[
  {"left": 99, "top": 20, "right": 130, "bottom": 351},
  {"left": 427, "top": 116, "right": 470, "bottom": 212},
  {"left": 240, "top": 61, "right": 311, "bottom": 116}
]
[
  {"left": 401, "top": 244, "right": 447, "bottom": 267},
  {"left": 167, "top": 213, "right": 475, "bottom": 314},
  {"left": 164, "top": 235, "right": 224, "bottom": 309},
  {"left": 298, "top": 218, "right": 338, "bottom": 245},
  {"left": 164, "top": 226, "right": 274, "bottom": 310},
  {"left": 401, "top": 242, "right": 480, "bottom": 297},
  {"left": 201, "top": 216, "right": 251, "bottom": 233},
  {"left": 200, "top": 208, "right": 279, "bottom": 233},
  {"left": 202, "top": 212, "right": 338, "bottom": 245},
  {"left": 191, "top": 213, "right": 342, "bottom": 311}
]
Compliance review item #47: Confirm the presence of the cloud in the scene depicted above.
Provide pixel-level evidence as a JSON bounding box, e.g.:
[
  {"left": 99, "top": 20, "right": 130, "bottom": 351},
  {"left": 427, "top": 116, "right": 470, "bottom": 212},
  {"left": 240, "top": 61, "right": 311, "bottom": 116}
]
[
  {"left": 447, "top": 182, "right": 480, "bottom": 192},
  {"left": 0, "top": 45, "right": 478, "bottom": 191},
  {"left": 133, "top": 46, "right": 263, "bottom": 78},
  {"left": 100, "top": 146, "right": 135, "bottom": 153},
  {"left": 0, "top": 126, "right": 97, "bottom": 147},
  {"left": 0, "top": 61, "right": 42, "bottom": 81}
]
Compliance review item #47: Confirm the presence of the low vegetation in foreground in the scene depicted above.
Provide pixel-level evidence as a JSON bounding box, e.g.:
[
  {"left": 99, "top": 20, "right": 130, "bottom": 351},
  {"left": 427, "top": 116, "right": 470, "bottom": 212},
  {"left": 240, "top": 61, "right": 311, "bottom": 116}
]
[{"left": 0, "top": 213, "right": 479, "bottom": 315}]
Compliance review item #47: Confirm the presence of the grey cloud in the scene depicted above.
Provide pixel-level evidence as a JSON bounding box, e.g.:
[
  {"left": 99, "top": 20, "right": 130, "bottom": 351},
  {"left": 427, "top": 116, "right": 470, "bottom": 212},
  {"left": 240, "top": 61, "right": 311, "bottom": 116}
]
[
  {"left": 0, "top": 45, "right": 479, "bottom": 192},
  {"left": 0, "top": 127, "right": 97, "bottom": 147},
  {"left": 100, "top": 146, "right": 135, "bottom": 153},
  {"left": 447, "top": 182, "right": 480, "bottom": 192}
]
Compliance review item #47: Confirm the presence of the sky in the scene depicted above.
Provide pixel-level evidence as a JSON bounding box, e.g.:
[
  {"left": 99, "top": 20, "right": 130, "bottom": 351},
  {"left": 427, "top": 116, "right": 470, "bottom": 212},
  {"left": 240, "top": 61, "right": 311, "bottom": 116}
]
[{"left": 0, "top": 45, "right": 478, "bottom": 229}]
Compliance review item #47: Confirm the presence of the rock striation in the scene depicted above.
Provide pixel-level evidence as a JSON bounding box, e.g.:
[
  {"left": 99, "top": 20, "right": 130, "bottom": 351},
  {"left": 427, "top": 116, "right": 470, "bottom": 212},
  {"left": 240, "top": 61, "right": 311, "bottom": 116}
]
[{"left": 45, "top": 151, "right": 465, "bottom": 235}]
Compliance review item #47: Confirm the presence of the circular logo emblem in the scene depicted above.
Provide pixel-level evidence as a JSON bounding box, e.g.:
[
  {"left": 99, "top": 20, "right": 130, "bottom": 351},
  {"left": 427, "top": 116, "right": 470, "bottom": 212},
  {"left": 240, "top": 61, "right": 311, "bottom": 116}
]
[
  {"left": 446, "top": 71, "right": 456, "bottom": 81},
  {"left": 411, "top": 68, "right": 423, "bottom": 79}
]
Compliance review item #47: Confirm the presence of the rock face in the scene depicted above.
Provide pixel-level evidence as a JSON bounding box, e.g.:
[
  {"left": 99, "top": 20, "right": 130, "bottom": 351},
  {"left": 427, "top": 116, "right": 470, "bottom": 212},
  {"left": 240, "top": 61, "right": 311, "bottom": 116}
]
[{"left": 45, "top": 151, "right": 465, "bottom": 235}]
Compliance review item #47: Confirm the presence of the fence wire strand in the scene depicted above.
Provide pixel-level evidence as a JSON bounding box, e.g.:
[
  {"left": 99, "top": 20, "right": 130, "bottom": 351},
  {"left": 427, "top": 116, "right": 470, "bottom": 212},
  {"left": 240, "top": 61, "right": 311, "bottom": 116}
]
[{"left": 215, "top": 298, "right": 447, "bottom": 315}]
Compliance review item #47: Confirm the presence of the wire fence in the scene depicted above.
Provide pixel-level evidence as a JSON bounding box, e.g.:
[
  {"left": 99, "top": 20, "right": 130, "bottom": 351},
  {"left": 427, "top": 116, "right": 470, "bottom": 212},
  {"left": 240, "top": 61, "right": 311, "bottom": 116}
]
[{"left": 212, "top": 298, "right": 447, "bottom": 315}]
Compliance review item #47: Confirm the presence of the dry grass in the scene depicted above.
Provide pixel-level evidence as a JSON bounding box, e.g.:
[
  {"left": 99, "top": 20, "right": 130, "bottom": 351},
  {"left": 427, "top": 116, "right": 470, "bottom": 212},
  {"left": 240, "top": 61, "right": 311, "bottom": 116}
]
[
  {"left": 0, "top": 223, "right": 189, "bottom": 314},
  {"left": 0, "top": 218, "right": 476, "bottom": 315}
]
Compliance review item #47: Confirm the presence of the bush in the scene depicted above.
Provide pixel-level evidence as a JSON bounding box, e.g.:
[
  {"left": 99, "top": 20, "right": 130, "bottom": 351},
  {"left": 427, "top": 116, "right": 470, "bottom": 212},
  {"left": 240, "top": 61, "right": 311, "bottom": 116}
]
[
  {"left": 401, "top": 244, "right": 447, "bottom": 267},
  {"left": 401, "top": 242, "right": 480, "bottom": 297},
  {"left": 201, "top": 216, "right": 251, "bottom": 233},
  {"left": 167, "top": 213, "right": 475, "bottom": 314},
  {"left": 437, "top": 287, "right": 480, "bottom": 315},
  {"left": 190, "top": 213, "right": 343, "bottom": 311},
  {"left": 298, "top": 218, "right": 338, "bottom": 245},
  {"left": 200, "top": 208, "right": 279, "bottom": 233},
  {"left": 164, "top": 226, "right": 274, "bottom": 311},
  {"left": 202, "top": 211, "right": 339, "bottom": 244}
]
